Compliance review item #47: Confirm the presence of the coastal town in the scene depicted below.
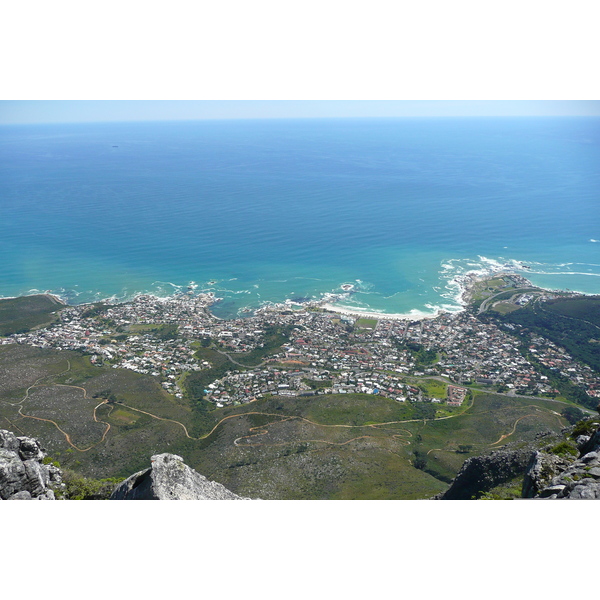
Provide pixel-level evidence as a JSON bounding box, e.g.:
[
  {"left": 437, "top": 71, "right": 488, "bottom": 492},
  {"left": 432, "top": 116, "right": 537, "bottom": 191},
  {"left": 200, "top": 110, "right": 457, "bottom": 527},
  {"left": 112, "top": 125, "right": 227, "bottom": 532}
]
[{"left": 2, "top": 273, "right": 599, "bottom": 411}]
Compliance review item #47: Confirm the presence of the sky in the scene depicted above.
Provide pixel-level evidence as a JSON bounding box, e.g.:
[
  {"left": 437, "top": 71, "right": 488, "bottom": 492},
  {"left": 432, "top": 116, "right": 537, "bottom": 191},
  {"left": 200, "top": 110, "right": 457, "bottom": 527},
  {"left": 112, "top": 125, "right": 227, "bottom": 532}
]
[
  {"left": 1, "top": 100, "right": 600, "bottom": 124},
  {"left": 2, "top": 2, "right": 599, "bottom": 125}
]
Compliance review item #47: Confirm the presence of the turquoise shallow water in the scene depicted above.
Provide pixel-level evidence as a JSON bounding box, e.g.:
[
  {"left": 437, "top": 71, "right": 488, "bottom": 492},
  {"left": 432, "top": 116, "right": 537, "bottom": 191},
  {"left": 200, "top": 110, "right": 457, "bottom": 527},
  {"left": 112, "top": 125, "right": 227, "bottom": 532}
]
[{"left": 0, "top": 117, "right": 599, "bottom": 318}]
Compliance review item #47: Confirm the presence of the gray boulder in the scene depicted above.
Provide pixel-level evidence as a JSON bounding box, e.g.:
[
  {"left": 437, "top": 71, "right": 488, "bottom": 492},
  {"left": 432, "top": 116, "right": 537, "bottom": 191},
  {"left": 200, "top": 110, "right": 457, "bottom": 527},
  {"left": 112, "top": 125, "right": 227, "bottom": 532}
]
[
  {"left": 522, "top": 451, "right": 573, "bottom": 498},
  {"left": 433, "top": 447, "right": 533, "bottom": 500},
  {"left": 110, "top": 453, "right": 248, "bottom": 500},
  {"left": 0, "top": 429, "right": 62, "bottom": 500},
  {"left": 536, "top": 450, "right": 600, "bottom": 499}
]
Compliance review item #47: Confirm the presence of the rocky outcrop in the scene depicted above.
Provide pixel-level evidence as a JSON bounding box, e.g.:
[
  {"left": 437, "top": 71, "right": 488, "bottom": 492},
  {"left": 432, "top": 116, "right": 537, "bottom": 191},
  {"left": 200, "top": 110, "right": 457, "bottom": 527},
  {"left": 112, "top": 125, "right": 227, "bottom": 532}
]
[
  {"left": 531, "top": 427, "right": 600, "bottom": 499},
  {"left": 0, "top": 429, "right": 63, "bottom": 500},
  {"left": 436, "top": 420, "right": 600, "bottom": 500},
  {"left": 433, "top": 446, "right": 534, "bottom": 500},
  {"left": 521, "top": 451, "right": 574, "bottom": 498},
  {"left": 110, "top": 453, "right": 248, "bottom": 500},
  {"left": 534, "top": 451, "right": 600, "bottom": 499}
]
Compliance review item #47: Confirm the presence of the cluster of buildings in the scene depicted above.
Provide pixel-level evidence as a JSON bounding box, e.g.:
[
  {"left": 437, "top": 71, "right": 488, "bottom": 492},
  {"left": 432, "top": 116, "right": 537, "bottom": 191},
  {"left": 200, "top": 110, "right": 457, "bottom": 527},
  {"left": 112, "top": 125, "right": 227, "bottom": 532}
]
[{"left": 2, "top": 288, "right": 599, "bottom": 408}]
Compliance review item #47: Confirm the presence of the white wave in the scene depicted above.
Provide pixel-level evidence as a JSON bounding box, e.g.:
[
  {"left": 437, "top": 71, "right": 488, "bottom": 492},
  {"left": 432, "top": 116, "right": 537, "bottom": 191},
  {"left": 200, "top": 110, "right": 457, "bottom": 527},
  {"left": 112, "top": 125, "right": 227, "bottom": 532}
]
[
  {"left": 530, "top": 271, "right": 600, "bottom": 277},
  {"left": 590, "top": 239, "right": 599, "bottom": 243},
  {"left": 323, "top": 302, "right": 449, "bottom": 322}
]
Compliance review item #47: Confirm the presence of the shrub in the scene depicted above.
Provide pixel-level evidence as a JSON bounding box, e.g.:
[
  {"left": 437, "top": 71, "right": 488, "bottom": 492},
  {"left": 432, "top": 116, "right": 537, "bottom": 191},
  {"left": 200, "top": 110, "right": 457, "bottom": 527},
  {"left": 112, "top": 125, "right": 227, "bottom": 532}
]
[
  {"left": 548, "top": 441, "right": 578, "bottom": 458},
  {"left": 570, "top": 418, "right": 600, "bottom": 439},
  {"left": 61, "top": 469, "right": 124, "bottom": 500}
]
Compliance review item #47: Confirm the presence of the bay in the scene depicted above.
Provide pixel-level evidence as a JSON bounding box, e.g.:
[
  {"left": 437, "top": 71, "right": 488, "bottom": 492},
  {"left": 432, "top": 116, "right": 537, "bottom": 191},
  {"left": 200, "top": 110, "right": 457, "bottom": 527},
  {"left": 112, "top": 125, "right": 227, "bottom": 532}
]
[{"left": 0, "top": 117, "right": 599, "bottom": 318}]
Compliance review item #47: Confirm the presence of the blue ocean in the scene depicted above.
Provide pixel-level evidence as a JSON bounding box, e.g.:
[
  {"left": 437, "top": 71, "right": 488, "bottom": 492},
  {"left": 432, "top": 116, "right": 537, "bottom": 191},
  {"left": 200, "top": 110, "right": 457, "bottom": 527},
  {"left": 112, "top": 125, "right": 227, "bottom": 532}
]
[{"left": 1, "top": 117, "right": 599, "bottom": 319}]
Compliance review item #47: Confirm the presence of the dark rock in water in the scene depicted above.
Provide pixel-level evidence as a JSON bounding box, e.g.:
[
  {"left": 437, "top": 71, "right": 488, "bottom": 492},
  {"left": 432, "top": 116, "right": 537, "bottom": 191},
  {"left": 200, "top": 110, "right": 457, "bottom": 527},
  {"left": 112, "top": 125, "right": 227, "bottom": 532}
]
[
  {"left": 0, "top": 429, "right": 63, "bottom": 500},
  {"left": 110, "top": 453, "right": 248, "bottom": 500}
]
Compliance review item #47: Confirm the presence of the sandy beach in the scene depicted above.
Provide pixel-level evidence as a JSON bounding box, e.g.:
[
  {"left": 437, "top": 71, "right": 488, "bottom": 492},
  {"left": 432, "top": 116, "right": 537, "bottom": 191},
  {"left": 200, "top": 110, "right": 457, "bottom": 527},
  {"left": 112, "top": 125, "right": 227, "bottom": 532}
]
[{"left": 321, "top": 271, "right": 535, "bottom": 322}]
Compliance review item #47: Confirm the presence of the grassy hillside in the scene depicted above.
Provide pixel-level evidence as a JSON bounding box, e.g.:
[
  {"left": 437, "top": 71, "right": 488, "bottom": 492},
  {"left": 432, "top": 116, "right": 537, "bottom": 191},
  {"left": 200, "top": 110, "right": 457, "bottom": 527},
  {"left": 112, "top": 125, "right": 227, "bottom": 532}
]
[
  {"left": 0, "top": 340, "right": 572, "bottom": 497},
  {"left": 169, "top": 390, "right": 569, "bottom": 499},
  {"left": 0, "top": 344, "right": 196, "bottom": 479},
  {"left": 0, "top": 294, "right": 64, "bottom": 335},
  {"left": 543, "top": 296, "right": 600, "bottom": 325},
  {"left": 490, "top": 296, "right": 600, "bottom": 371}
]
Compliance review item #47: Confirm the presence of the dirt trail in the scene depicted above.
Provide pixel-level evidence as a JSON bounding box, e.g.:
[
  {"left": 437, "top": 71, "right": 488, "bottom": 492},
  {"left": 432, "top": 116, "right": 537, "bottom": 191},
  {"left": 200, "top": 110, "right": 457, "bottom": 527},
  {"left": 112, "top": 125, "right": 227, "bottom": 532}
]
[
  {"left": 3, "top": 359, "right": 111, "bottom": 452},
  {"left": 113, "top": 405, "right": 415, "bottom": 449},
  {"left": 18, "top": 397, "right": 111, "bottom": 452},
  {"left": 489, "top": 414, "right": 537, "bottom": 446},
  {"left": 489, "top": 405, "right": 566, "bottom": 446}
]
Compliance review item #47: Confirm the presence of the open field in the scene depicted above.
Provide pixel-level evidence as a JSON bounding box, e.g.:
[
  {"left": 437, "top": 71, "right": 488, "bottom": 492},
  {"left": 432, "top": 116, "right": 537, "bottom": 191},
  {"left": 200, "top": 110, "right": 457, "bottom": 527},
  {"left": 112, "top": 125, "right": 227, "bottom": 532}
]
[
  {"left": 490, "top": 302, "right": 522, "bottom": 315},
  {"left": 355, "top": 318, "right": 378, "bottom": 330}
]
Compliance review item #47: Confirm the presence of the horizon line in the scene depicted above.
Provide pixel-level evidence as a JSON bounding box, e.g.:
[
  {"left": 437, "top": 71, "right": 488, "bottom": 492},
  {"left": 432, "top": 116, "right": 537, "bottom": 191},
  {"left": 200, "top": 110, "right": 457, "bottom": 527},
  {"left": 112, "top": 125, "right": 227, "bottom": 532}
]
[{"left": 3, "top": 114, "right": 600, "bottom": 126}]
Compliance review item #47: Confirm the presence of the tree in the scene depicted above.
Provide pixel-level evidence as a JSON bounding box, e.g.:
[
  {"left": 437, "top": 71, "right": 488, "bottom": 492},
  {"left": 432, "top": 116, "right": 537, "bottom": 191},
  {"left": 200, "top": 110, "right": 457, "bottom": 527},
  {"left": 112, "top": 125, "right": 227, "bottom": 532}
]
[
  {"left": 561, "top": 405, "right": 585, "bottom": 425},
  {"left": 413, "top": 450, "right": 427, "bottom": 470}
]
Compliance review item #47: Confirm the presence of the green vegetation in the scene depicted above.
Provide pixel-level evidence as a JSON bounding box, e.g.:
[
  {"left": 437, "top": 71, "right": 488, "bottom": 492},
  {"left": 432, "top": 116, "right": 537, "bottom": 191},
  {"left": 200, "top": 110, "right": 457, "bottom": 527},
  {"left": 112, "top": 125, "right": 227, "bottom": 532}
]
[
  {"left": 0, "top": 338, "right": 575, "bottom": 498},
  {"left": 303, "top": 379, "right": 333, "bottom": 389},
  {"left": 60, "top": 468, "right": 125, "bottom": 500},
  {"left": 480, "top": 476, "right": 524, "bottom": 500},
  {"left": 489, "top": 296, "right": 600, "bottom": 374},
  {"left": 0, "top": 343, "right": 195, "bottom": 479},
  {"left": 355, "top": 318, "right": 378, "bottom": 330},
  {"left": 405, "top": 343, "right": 438, "bottom": 368},
  {"left": 491, "top": 302, "right": 521, "bottom": 315},
  {"left": 548, "top": 440, "right": 579, "bottom": 458},
  {"left": 79, "top": 302, "right": 115, "bottom": 319},
  {"left": 570, "top": 417, "right": 600, "bottom": 439},
  {"left": 185, "top": 346, "right": 232, "bottom": 401},
  {"left": 482, "top": 297, "right": 600, "bottom": 410},
  {"left": 186, "top": 326, "right": 293, "bottom": 401},
  {"left": 227, "top": 325, "right": 293, "bottom": 366},
  {"left": 2, "top": 292, "right": 594, "bottom": 499},
  {"left": 543, "top": 296, "right": 600, "bottom": 324},
  {"left": 561, "top": 405, "right": 586, "bottom": 425},
  {"left": 173, "top": 390, "right": 569, "bottom": 499},
  {"left": 0, "top": 294, "right": 63, "bottom": 335},
  {"left": 415, "top": 378, "right": 448, "bottom": 399}
]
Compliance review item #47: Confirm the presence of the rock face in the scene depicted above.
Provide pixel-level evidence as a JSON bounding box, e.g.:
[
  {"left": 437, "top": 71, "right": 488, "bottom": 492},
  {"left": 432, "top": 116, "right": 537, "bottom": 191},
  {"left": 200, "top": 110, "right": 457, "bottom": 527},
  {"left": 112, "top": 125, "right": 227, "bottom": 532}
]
[
  {"left": 436, "top": 421, "right": 600, "bottom": 500},
  {"left": 531, "top": 428, "right": 600, "bottom": 499},
  {"left": 110, "top": 453, "right": 248, "bottom": 500},
  {"left": 0, "top": 429, "right": 63, "bottom": 500},
  {"left": 433, "top": 447, "right": 533, "bottom": 500},
  {"left": 521, "top": 451, "right": 574, "bottom": 498}
]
